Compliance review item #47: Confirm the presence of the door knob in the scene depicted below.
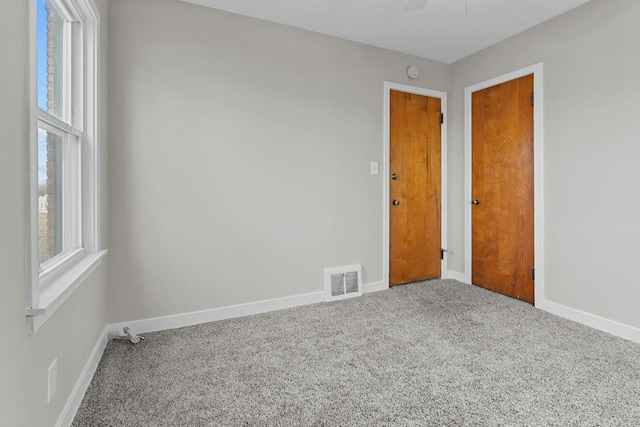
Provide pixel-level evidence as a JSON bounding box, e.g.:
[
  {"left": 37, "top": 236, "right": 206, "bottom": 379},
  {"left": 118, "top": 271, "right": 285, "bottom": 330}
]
[
  {"left": 393, "top": 200, "right": 400, "bottom": 206},
  {"left": 391, "top": 174, "right": 398, "bottom": 180},
  {"left": 472, "top": 199, "right": 480, "bottom": 205}
]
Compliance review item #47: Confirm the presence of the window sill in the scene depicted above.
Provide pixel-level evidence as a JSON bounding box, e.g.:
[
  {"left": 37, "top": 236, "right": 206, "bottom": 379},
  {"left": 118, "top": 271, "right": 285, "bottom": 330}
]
[{"left": 27, "top": 249, "right": 108, "bottom": 334}]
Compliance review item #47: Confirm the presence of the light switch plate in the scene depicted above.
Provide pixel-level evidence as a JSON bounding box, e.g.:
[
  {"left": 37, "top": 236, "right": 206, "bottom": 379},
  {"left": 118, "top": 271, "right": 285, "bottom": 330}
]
[{"left": 370, "top": 161, "right": 379, "bottom": 175}]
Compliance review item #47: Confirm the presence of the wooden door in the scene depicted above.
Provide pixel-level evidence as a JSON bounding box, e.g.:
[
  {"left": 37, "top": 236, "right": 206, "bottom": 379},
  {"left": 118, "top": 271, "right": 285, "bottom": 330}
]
[
  {"left": 390, "top": 90, "right": 441, "bottom": 286},
  {"left": 471, "top": 74, "right": 534, "bottom": 303}
]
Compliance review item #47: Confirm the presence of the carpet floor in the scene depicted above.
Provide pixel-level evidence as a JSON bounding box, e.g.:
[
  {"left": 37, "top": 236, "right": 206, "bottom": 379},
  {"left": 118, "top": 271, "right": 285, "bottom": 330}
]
[{"left": 72, "top": 279, "right": 640, "bottom": 426}]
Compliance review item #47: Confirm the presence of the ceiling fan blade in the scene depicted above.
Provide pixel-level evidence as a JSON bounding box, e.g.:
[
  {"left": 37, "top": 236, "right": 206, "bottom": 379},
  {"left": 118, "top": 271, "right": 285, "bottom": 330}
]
[{"left": 403, "top": 0, "right": 430, "bottom": 12}]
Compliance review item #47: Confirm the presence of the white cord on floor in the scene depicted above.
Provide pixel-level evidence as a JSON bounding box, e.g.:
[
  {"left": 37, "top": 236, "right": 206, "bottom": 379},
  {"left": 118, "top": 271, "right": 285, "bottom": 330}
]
[{"left": 114, "top": 327, "right": 145, "bottom": 344}]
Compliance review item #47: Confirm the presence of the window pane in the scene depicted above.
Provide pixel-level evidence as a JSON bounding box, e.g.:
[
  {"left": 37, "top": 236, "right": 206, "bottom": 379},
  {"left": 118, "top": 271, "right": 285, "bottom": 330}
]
[
  {"left": 38, "top": 127, "right": 64, "bottom": 263},
  {"left": 37, "top": 0, "right": 66, "bottom": 120}
]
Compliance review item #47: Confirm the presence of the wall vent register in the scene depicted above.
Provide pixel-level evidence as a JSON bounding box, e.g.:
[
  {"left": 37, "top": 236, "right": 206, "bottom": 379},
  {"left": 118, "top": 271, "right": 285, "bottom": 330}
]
[{"left": 324, "top": 264, "right": 363, "bottom": 302}]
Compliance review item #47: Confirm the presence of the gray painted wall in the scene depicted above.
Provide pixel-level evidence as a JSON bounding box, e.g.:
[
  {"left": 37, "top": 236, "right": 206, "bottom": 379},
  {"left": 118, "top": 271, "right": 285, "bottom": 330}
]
[
  {"left": 449, "top": 0, "right": 640, "bottom": 328},
  {"left": 107, "top": 0, "right": 450, "bottom": 322},
  {"left": 108, "top": 0, "right": 640, "bottom": 333},
  {"left": 0, "top": 0, "right": 110, "bottom": 425}
]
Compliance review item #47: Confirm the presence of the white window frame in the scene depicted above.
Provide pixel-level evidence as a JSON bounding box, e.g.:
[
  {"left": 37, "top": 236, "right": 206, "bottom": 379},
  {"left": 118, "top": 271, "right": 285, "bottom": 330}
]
[{"left": 26, "top": 0, "right": 106, "bottom": 334}]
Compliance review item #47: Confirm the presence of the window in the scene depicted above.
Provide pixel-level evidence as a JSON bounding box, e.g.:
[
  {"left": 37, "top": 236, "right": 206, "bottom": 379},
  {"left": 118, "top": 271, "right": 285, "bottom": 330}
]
[{"left": 26, "top": 0, "right": 105, "bottom": 334}]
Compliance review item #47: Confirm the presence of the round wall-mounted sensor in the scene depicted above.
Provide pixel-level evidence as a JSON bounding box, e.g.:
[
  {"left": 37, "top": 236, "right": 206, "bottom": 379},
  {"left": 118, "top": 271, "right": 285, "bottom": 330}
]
[{"left": 407, "top": 65, "right": 419, "bottom": 79}]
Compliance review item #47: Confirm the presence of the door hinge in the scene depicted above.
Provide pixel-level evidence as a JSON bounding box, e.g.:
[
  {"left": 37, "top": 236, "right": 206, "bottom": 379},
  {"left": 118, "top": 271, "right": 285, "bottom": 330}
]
[
  {"left": 441, "top": 248, "right": 448, "bottom": 260},
  {"left": 531, "top": 92, "right": 534, "bottom": 106},
  {"left": 440, "top": 112, "right": 444, "bottom": 124},
  {"left": 532, "top": 267, "right": 535, "bottom": 281}
]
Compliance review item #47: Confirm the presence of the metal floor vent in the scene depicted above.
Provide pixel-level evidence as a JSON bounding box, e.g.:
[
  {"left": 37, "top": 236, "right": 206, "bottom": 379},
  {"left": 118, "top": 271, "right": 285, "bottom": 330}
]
[{"left": 324, "top": 264, "right": 363, "bottom": 302}]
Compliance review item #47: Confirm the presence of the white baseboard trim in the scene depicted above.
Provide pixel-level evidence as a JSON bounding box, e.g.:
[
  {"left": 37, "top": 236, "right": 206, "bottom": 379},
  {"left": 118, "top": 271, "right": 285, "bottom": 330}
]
[
  {"left": 109, "top": 282, "right": 388, "bottom": 338},
  {"left": 446, "top": 271, "right": 467, "bottom": 283},
  {"left": 363, "top": 281, "right": 387, "bottom": 293},
  {"left": 538, "top": 299, "right": 640, "bottom": 344},
  {"left": 108, "top": 291, "right": 326, "bottom": 337},
  {"left": 56, "top": 325, "right": 110, "bottom": 427}
]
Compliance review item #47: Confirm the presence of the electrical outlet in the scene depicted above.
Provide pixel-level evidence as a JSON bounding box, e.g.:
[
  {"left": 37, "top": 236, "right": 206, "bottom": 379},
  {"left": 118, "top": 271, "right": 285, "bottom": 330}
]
[{"left": 48, "top": 359, "right": 57, "bottom": 403}]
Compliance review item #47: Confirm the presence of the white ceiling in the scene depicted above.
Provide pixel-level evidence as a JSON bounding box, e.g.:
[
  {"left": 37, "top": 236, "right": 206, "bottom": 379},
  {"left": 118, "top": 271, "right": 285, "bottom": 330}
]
[{"left": 181, "top": 0, "right": 592, "bottom": 64}]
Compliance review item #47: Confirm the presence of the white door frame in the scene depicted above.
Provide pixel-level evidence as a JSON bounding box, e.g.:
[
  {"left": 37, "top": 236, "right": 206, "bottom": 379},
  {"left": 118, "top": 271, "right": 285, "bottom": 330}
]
[
  {"left": 382, "top": 82, "right": 448, "bottom": 288},
  {"left": 464, "top": 63, "right": 545, "bottom": 305}
]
